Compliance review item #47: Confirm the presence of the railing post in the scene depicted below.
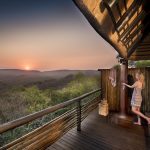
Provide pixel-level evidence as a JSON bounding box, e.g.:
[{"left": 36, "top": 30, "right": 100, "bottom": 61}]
[{"left": 77, "top": 100, "right": 81, "bottom": 131}]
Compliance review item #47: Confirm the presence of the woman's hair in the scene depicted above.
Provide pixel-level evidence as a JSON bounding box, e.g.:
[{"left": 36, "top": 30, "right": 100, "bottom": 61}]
[{"left": 136, "top": 72, "right": 145, "bottom": 89}]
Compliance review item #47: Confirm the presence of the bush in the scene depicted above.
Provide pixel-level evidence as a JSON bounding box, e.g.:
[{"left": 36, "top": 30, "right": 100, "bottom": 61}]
[
  {"left": 135, "top": 60, "right": 150, "bottom": 68},
  {"left": 51, "top": 75, "right": 99, "bottom": 105},
  {"left": 22, "top": 86, "right": 51, "bottom": 113}
]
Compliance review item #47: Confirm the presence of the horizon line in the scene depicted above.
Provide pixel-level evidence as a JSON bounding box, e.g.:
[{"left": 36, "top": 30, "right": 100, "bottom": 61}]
[{"left": 0, "top": 68, "right": 100, "bottom": 72}]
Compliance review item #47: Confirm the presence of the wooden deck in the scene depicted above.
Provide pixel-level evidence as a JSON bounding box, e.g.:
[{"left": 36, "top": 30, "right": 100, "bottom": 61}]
[{"left": 47, "top": 107, "right": 150, "bottom": 150}]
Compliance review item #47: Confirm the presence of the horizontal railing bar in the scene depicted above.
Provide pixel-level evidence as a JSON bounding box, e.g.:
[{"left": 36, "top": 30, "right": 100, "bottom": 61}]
[
  {"left": 1, "top": 108, "right": 78, "bottom": 149},
  {"left": 0, "top": 88, "right": 101, "bottom": 134}
]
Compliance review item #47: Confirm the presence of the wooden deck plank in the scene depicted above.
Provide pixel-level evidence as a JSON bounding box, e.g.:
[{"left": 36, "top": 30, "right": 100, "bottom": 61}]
[
  {"left": 47, "top": 107, "right": 150, "bottom": 150},
  {"left": 67, "top": 131, "right": 114, "bottom": 150},
  {"left": 67, "top": 132, "right": 111, "bottom": 150},
  {"left": 61, "top": 132, "right": 99, "bottom": 150}
]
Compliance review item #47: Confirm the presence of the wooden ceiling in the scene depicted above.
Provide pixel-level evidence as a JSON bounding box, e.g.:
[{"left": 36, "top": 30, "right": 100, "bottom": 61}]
[{"left": 73, "top": 0, "right": 150, "bottom": 60}]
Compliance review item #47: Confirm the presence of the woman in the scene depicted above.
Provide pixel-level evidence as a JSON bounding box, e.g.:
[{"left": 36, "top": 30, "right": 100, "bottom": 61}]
[{"left": 122, "top": 72, "right": 150, "bottom": 125}]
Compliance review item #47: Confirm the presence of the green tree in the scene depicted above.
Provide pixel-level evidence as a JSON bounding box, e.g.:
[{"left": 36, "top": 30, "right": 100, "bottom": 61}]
[
  {"left": 22, "top": 86, "right": 51, "bottom": 113},
  {"left": 135, "top": 60, "right": 150, "bottom": 68}
]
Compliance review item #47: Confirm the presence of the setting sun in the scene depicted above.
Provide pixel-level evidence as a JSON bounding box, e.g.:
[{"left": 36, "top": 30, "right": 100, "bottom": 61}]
[{"left": 25, "top": 66, "right": 31, "bottom": 70}]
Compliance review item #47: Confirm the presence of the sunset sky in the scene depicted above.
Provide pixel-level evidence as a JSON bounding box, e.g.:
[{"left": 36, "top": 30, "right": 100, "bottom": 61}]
[{"left": 0, "top": 0, "right": 118, "bottom": 71}]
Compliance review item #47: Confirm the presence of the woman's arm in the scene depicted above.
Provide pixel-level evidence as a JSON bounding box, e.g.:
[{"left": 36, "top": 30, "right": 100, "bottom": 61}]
[{"left": 122, "top": 82, "right": 137, "bottom": 88}]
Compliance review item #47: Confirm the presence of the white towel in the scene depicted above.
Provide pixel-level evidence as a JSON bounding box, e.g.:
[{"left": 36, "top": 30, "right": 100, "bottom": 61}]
[{"left": 109, "top": 67, "right": 117, "bottom": 87}]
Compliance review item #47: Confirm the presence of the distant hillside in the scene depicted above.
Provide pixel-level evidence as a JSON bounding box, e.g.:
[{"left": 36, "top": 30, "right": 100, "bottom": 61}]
[
  {"left": 42, "top": 69, "right": 99, "bottom": 78},
  {"left": 0, "top": 69, "right": 99, "bottom": 79},
  {"left": 0, "top": 69, "right": 100, "bottom": 91}
]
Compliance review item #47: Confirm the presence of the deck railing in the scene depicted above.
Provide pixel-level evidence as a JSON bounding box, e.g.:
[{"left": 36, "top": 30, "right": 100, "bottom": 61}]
[{"left": 0, "top": 88, "right": 101, "bottom": 150}]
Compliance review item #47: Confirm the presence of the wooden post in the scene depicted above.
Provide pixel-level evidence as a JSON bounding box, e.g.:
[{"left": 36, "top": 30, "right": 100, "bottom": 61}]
[
  {"left": 100, "top": 70, "right": 103, "bottom": 99},
  {"left": 145, "top": 113, "right": 150, "bottom": 137},
  {"left": 120, "top": 59, "right": 128, "bottom": 116},
  {"left": 77, "top": 100, "right": 81, "bottom": 131}
]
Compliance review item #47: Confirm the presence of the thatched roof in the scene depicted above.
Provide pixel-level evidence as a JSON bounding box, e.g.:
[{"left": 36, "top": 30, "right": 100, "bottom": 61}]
[{"left": 73, "top": 0, "right": 150, "bottom": 60}]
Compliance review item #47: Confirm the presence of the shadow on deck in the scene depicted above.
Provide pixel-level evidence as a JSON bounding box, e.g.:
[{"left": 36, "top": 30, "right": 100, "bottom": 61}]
[{"left": 47, "top": 107, "right": 150, "bottom": 150}]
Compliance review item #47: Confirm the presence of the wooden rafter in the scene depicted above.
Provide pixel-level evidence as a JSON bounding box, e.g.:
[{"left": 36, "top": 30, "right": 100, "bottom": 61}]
[
  {"left": 137, "top": 44, "right": 150, "bottom": 49},
  {"left": 129, "top": 55, "right": 150, "bottom": 60},
  {"left": 103, "top": 0, "right": 119, "bottom": 9},
  {"left": 139, "top": 43, "right": 150, "bottom": 46},
  {"left": 118, "top": 11, "right": 146, "bottom": 41},
  {"left": 132, "top": 50, "right": 150, "bottom": 54},
  {"left": 123, "top": 0, "right": 127, "bottom": 10},
  {"left": 127, "top": 34, "right": 143, "bottom": 57},
  {"left": 136, "top": 47, "right": 150, "bottom": 53},
  {"left": 123, "top": 24, "right": 144, "bottom": 45},
  {"left": 116, "top": 2, "right": 122, "bottom": 17},
  {"left": 116, "top": 0, "right": 143, "bottom": 29},
  {"left": 102, "top": 1, "right": 117, "bottom": 29}
]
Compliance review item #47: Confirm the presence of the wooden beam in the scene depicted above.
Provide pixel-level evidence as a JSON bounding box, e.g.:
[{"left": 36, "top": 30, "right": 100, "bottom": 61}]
[
  {"left": 132, "top": 52, "right": 150, "bottom": 55},
  {"left": 119, "top": 11, "right": 146, "bottom": 41},
  {"left": 102, "top": 1, "right": 117, "bottom": 29},
  {"left": 130, "top": 54, "right": 150, "bottom": 57},
  {"left": 120, "top": 59, "right": 128, "bottom": 115},
  {"left": 137, "top": 50, "right": 150, "bottom": 53},
  {"left": 116, "top": 2, "right": 122, "bottom": 17},
  {"left": 116, "top": 0, "right": 143, "bottom": 29},
  {"left": 123, "top": 0, "right": 127, "bottom": 10},
  {"left": 129, "top": 55, "right": 150, "bottom": 60},
  {"left": 139, "top": 43, "right": 150, "bottom": 46},
  {"left": 103, "top": 0, "right": 118, "bottom": 8},
  {"left": 137, "top": 47, "right": 150, "bottom": 51},
  {"left": 123, "top": 23, "right": 144, "bottom": 45},
  {"left": 137, "top": 45, "right": 150, "bottom": 48},
  {"left": 127, "top": 34, "right": 143, "bottom": 57},
  {"left": 142, "top": 36, "right": 150, "bottom": 41},
  {"left": 123, "top": 20, "right": 150, "bottom": 46}
]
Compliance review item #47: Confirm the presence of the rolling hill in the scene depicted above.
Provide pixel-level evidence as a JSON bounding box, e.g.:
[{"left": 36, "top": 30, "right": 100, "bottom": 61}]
[{"left": 0, "top": 69, "right": 100, "bottom": 91}]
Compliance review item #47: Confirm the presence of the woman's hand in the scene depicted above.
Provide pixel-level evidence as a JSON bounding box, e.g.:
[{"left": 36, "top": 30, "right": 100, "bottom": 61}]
[
  {"left": 122, "top": 82, "right": 136, "bottom": 88},
  {"left": 122, "top": 82, "right": 126, "bottom": 86}
]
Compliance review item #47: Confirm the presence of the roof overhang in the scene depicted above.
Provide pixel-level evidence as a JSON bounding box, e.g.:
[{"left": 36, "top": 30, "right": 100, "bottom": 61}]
[{"left": 73, "top": 0, "right": 150, "bottom": 61}]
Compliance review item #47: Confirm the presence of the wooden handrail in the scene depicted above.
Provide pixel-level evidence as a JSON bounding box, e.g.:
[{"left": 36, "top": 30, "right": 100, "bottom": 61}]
[{"left": 0, "top": 88, "right": 101, "bottom": 134}]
